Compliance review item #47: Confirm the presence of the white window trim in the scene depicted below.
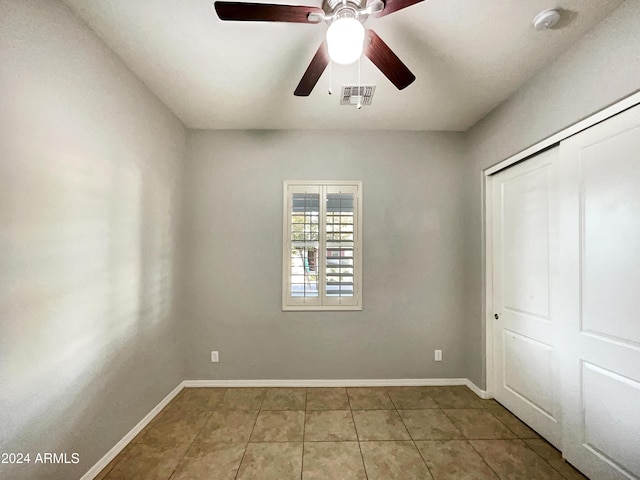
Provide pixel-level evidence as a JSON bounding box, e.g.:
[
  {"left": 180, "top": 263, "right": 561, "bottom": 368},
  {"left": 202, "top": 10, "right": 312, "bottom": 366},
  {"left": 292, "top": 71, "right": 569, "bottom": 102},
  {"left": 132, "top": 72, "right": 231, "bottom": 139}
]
[{"left": 282, "top": 180, "right": 363, "bottom": 311}]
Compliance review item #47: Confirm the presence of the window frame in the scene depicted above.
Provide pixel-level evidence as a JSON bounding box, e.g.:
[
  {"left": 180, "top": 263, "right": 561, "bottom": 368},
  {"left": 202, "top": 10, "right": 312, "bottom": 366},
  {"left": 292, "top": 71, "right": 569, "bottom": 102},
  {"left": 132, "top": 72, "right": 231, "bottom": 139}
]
[{"left": 282, "top": 180, "right": 363, "bottom": 311}]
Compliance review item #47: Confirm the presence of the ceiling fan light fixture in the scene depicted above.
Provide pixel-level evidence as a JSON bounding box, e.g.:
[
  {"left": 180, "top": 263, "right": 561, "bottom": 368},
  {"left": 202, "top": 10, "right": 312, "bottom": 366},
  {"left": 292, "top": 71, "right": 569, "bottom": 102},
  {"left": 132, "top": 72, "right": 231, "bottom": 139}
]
[{"left": 326, "top": 16, "right": 365, "bottom": 65}]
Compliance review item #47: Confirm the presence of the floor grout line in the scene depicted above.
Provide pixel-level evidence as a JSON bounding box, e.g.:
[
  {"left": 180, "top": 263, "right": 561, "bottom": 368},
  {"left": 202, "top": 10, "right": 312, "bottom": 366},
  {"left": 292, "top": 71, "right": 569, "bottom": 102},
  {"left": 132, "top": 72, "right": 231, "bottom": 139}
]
[
  {"left": 233, "top": 389, "right": 265, "bottom": 480},
  {"left": 392, "top": 390, "right": 437, "bottom": 480},
  {"left": 301, "top": 388, "right": 308, "bottom": 480},
  {"left": 520, "top": 439, "right": 576, "bottom": 480},
  {"left": 165, "top": 408, "right": 214, "bottom": 480},
  {"left": 465, "top": 438, "right": 504, "bottom": 479},
  {"left": 97, "top": 386, "right": 588, "bottom": 480},
  {"left": 348, "top": 389, "right": 369, "bottom": 480}
]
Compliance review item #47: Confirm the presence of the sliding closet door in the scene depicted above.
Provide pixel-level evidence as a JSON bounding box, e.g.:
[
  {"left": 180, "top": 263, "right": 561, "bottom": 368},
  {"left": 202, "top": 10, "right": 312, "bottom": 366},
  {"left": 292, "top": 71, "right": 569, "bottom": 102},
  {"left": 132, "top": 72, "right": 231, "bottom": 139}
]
[
  {"left": 491, "top": 147, "right": 562, "bottom": 447},
  {"left": 558, "top": 104, "right": 640, "bottom": 479}
]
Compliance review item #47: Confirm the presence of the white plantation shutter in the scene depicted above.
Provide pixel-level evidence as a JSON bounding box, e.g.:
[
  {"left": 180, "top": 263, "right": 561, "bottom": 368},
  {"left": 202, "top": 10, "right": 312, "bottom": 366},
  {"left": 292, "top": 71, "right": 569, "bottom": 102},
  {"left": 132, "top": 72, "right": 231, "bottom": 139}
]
[{"left": 283, "top": 181, "right": 362, "bottom": 311}]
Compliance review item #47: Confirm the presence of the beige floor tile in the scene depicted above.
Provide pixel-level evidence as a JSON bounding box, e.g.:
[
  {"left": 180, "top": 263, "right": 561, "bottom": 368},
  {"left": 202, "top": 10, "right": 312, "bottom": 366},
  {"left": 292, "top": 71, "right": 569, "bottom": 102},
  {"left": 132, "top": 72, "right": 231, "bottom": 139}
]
[
  {"left": 524, "top": 439, "right": 589, "bottom": 480},
  {"left": 304, "top": 410, "right": 357, "bottom": 441},
  {"left": 219, "top": 388, "right": 265, "bottom": 411},
  {"left": 352, "top": 410, "right": 411, "bottom": 440},
  {"left": 261, "top": 388, "right": 306, "bottom": 410},
  {"left": 347, "top": 387, "right": 394, "bottom": 410},
  {"left": 416, "top": 440, "right": 499, "bottom": 480},
  {"left": 479, "top": 398, "right": 502, "bottom": 409},
  {"left": 470, "top": 439, "right": 564, "bottom": 480},
  {"left": 388, "top": 387, "right": 439, "bottom": 409},
  {"left": 486, "top": 404, "right": 541, "bottom": 439},
  {"left": 444, "top": 409, "right": 518, "bottom": 439},
  {"left": 104, "top": 443, "right": 188, "bottom": 480},
  {"left": 196, "top": 411, "right": 258, "bottom": 443},
  {"left": 135, "top": 408, "right": 211, "bottom": 446},
  {"left": 250, "top": 410, "right": 304, "bottom": 442},
  {"left": 306, "top": 387, "right": 350, "bottom": 410},
  {"left": 100, "top": 387, "right": 579, "bottom": 480},
  {"left": 360, "top": 441, "right": 433, "bottom": 480},
  {"left": 428, "top": 387, "right": 484, "bottom": 409},
  {"left": 302, "top": 442, "right": 366, "bottom": 480},
  {"left": 170, "top": 442, "right": 246, "bottom": 480},
  {"left": 94, "top": 444, "right": 136, "bottom": 480},
  {"left": 236, "top": 442, "right": 303, "bottom": 480},
  {"left": 130, "top": 410, "right": 165, "bottom": 443},
  {"left": 399, "top": 409, "right": 464, "bottom": 440},
  {"left": 167, "top": 388, "right": 227, "bottom": 411}
]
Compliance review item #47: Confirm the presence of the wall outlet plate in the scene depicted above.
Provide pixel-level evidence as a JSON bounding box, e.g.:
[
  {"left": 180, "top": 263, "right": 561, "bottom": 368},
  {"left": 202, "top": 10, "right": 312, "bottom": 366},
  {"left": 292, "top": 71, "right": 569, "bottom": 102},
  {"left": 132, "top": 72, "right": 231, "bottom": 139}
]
[
  {"left": 435, "top": 350, "right": 442, "bottom": 362},
  {"left": 211, "top": 351, "right": 219, "bottom": 363}
]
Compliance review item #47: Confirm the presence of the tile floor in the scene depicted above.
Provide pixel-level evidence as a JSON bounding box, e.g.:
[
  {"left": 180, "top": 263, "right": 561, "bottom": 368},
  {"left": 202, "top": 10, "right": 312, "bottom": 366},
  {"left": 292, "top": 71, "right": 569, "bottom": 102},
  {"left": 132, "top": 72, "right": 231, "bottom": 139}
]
[{"left": 95, "top": 386, "right": 588, "bottom": 480}]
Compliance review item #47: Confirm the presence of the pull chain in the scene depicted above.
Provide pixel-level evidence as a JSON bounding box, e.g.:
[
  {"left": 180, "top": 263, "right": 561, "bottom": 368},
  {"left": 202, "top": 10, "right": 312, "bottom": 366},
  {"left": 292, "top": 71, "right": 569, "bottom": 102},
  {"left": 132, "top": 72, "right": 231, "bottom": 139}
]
[{"left": 328, "top": 60, "right": 332, "bottom": 95}]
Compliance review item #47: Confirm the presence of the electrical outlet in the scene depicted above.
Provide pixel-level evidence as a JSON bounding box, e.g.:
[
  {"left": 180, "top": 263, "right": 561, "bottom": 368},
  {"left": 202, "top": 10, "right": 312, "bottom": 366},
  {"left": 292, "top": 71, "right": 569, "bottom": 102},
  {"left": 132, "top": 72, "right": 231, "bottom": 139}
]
[
  {"left": 211, "top": 351, "right": 219, "bottom": 363},
  {"left": 435, "top": 350, "right": 442, "bottom": 362}
]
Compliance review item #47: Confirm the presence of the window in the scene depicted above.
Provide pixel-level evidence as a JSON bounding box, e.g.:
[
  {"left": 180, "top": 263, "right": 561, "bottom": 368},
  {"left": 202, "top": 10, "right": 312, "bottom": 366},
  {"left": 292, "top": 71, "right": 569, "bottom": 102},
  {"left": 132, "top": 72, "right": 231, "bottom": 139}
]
[{"left": 283, "top": 181, "right": 362, "bottom": 311}]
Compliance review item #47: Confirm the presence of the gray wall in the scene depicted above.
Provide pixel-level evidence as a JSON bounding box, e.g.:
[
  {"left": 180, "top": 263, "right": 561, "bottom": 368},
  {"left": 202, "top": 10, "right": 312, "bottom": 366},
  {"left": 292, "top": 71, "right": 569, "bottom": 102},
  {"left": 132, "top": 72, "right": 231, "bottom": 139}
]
[
  {"left": 463, "top": 0, "right": 640, "bottom": 388},
  {"left": 181, "top": 130, "right": 467, "bottom": 380},
  {"left": 2, "top": 0, "right": 639, "bottom": 477},
  {"left": 0, "top": 1, "right": 186, "bottom": 479}
]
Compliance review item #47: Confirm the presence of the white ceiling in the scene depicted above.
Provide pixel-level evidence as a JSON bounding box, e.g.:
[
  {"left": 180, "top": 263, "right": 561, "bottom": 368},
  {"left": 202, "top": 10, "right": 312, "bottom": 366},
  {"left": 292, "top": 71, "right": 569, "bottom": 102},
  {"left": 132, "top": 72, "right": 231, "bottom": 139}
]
[{"left": 64, "top": 0, "right": 623, "bottom": 131}]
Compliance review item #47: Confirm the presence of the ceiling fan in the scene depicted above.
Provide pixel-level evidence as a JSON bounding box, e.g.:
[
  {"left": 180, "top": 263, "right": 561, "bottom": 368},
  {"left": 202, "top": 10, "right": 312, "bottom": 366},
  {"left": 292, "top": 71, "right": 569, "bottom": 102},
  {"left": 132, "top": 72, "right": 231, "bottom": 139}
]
[{"left": 213, "top": 0, "right": 424, "bottom": 96}]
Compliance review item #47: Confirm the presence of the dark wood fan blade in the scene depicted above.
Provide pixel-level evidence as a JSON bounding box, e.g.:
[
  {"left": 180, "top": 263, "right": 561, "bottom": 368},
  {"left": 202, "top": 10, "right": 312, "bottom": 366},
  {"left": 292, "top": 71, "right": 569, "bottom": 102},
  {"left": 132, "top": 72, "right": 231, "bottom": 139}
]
[
  {"left": 365, "top": 30, "right": 415, "bottom": 90},
  {"left": 375, "top": 0, "right": 424, "bottom": 18},
  {"left": 294, "top": 41, "right": 329, "bottom": 96},
  {"left": 214, "top": 2, "right": 323, "bottom": 23}
]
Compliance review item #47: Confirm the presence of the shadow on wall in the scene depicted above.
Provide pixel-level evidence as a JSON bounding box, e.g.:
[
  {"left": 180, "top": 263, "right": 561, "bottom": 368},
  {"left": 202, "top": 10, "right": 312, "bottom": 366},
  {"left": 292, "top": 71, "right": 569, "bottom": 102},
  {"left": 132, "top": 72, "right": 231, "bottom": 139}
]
[{"left": 0, "top": 151, "right": 180, "bottom": 479}]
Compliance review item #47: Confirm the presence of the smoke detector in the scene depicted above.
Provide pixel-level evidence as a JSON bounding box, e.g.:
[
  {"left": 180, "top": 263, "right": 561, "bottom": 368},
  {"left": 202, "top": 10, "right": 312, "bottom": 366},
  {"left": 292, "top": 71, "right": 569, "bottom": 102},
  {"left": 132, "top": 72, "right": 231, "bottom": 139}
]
[{"left": 532, "top": 8, "right": 561, "bottom": 31}]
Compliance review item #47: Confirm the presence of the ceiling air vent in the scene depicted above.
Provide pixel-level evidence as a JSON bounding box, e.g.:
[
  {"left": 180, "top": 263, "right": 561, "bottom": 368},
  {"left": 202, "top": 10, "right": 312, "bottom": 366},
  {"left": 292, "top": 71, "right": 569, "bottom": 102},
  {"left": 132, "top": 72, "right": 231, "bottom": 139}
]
[{"left": 340, "top": 85, "right": 376, "bottom": 106}]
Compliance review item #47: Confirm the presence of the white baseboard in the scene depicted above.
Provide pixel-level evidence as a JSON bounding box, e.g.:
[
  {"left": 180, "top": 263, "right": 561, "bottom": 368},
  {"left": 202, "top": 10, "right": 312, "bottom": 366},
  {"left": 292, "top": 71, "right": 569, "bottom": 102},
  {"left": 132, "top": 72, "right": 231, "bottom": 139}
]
[
  {"left": 184, "top": 378, "right": 490, "bottom": 398},
  {"left": 82, "top": 377, "right": 489, "bottom": 479},
  {"left": 80, "top": 382, "right": 185, "bottom": 480},
  {"left": 183, "top": 378, "right": 474, "bottom": 388},
  {"left": 464, "top": 379, "right": 491, "bottom": 399}
]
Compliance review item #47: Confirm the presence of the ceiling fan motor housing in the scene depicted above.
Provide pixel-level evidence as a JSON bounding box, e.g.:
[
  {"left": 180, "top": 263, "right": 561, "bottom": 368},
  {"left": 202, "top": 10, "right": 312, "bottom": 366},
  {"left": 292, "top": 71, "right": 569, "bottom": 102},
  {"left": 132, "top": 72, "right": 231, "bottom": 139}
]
[
  {"left": 325, "top": 0, "right": 365, "bottom": 13},
  {"left": 325, "top": 0, "right": 367, "bottom": 23}
]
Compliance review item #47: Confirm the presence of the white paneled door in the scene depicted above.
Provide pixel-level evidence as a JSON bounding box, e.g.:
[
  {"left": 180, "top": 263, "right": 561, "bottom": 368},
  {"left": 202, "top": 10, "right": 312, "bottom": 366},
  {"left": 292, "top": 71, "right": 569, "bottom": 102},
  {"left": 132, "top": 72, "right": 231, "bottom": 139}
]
[
  {"left": 492, "top": 147, "right": 562, "bottom": 448},
  {"left": 558, "top": 105, "right": 640, "bottom": 480}
]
